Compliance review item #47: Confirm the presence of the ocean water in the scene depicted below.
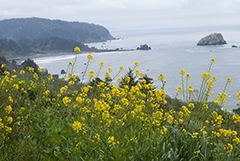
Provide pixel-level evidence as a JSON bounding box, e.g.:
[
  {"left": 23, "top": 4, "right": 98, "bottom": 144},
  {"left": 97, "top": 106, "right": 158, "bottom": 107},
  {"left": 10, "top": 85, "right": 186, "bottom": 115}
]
[{"left": 31, "top": 26, "right": 240, "bottom": 111}]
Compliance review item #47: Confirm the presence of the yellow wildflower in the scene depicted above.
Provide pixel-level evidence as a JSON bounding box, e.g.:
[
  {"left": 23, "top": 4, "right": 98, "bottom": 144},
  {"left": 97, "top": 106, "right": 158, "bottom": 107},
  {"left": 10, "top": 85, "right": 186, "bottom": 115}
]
[
  {"left": 210, "top": 58, "right": 216, "bottom": 63},
  {"left": 134, "top": 61, "right": 139, "bottom": 67},
  {"left": 179, "top": 69, "right": 185, "bottom": 75},
  {"left": 185, "top": 73, "right": 191, "bottom": 79},
  {"left": 176, "top": 86, "right": 183, "bottom": 93},
  {"left": 5, "top": 105, "right": 12, "bottom": 114},
  {"left": 87, "top": 53, "right": 93, "bottom": 60},
  {"left": 1, "top": 63, "right": 5, "bottom": 68},
  {"left": 125, "top": 76, "right": 130, "bottom": 84},
  {"left": 20, "top": 70, "right": 25, "bottom": 74},
  {"left": 72, "top": 121, "right": 84, "bottom": 133},
  {"left": 38, "top": 68, "right": 43, "bottom": 73},
  {"left": 226, "top": 77, "right": 232, "bottom": 85},
  {"left": 74, "top": 47, "right": 81, "bottom": 52},
  {"left": 213, "top": 76, "right": 217, "bottom": 81},
  {"left": 7, "top": 117, "right": 13, "bottom": 124},
  {"left": 117, "top": 78, "right": 122, "bottom": 82},
  {"left": 119, "top": 66, "right": 124, "bottom": 72},
  {"left": 99, "top": 61, "right": 104, "bottom": 67},
  {"left": 108, "top": 67, "right": 113, "bottom": 73}
]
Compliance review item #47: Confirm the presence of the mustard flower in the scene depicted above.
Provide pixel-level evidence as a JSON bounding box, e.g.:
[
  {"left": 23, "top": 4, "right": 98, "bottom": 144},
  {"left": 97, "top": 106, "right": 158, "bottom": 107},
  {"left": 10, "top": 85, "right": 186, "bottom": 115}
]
[
  {"left": 210, "top": 58, "right": 216, "bottom": 63},
  {"left": 226, "top": 77, "right": 232, "bottom": 85},
  {"left": 182, "top": 106, "right": 191, "bottom": 117},
  {"left": 135, "top": 69, "right": 140, "bottom": 74},
  {"left": 5, "top": 105, "right": 12, "bottom": 114},
  {"left": 108, "top": 67, "right": 113, "bottom": 73},
  {"left": 213, "top": 76, "right": 217, "bottom": 81},
  {"left": 5, "top": 126, "right": 12, "bottom": 134},
  {"left": 179, "top": 119, "right": 183, "bottom": 124},
  {"left": 33, "top": 73, "right": 38, "bottom": 80},
  {"left": 203, "top": 104, "right": 208, "bottom": 110},
  {"left": 185, "top": 73, "right": 191, "bottom": 79},
  {"left": 157, "top": 73, "right": 166, "bottom": 81},
  {"left": 68, "top": 73, "right": 73, "bottom": 78},
  {"left": 69, "top": 61, "right": 73, "bottom": 66},
  {"left": 43, "top": 90, "right": 50, "bottom": 95},
  {"left": 74, "top": 47, "right": 81, "bottom": 52},
  {"left": 72, "top": 121, "right": 84, "bottom": 133},
  {"left": 68, "top": 80, "right": 75, "bottom": 86},
  {"left": 178, "top": 111, "right": 183, "bottom": 118},
  {"left": 38, "top": 68, "right": 43, "bottom": 73},
  {"left": 13, "top": 84, "right": 19, "bottom": 90},
  {"left": 119, "top": 66, "right": 124, "bottom": 72},
  {"left": 192, "top": 132, "right": 198, "bottom": 138},
  {"left": 1, "top": 63, "right": 5, "bottom": 68},
  {"left": 89, "top": 71, "right": 95, "bottom": 77},
  {"left": 8, "top": 96, "right": 13, "bottom": 103},
  {"left": 11, "top": 75, "right": 17, "bottom": 78},
  {"left": 117, "top": 78, "right": 122, "bottom": 82},
  {"left": 27, "top": 67, "right": 34, "bottom": 73},
  {"left": 102, "top": 110, "right": 110, "bottom": 120},
  {"left": 47, "top": 73, "right": 53, "bottom": 80},
  {"left": 0, "top": 122, "right": 3, "bottom": 129},
  {"left": 125, "top": 76, "right": 130, "bottom": 84},
  {"left": 20, "top": 70, "right": 25, "bottom": 75},
  {"left": 176, "top": 85, "right": 183, "bottom": 93},
  {"left": 179, "top": 69, "right": 185, "bottom": 75},
  {"left": 188, "top": 103, "right": 194, "bottom": 109},
  {"left": 7, "top": 117, "right": 13, "bottom": 124},
  {"left": 87, "top": 53, "right": 93, "bottom": 60},
  {"left": 99, "top": 61, "right": 105, "bottom": 67},
  {"left": 108, "top": 136, "right": 116, "bottom": 147},
  {"left": 60, "top": 86, "right": 67, "bottom": 94},
  {"left": 105, "top": 71, "right": 111, "bottom": 79},
  {"left": 134, "top": 61, "right": 140, "bottom": 67},
  {"left": 188, "top": 88, "right": 194, "bottom": 94},
  {"left": 62, "top": 96, "right": 71, "bottom": 106},
  {"left": 139, "top": 72, "right": 144, "bottom": 77}
]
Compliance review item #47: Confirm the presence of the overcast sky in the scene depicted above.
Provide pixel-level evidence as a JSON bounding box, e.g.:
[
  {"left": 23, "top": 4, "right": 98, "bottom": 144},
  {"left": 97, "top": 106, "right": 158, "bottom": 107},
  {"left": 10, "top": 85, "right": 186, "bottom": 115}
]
[{"left": 0, "top": 0, "right": 240, "bottom": 33}]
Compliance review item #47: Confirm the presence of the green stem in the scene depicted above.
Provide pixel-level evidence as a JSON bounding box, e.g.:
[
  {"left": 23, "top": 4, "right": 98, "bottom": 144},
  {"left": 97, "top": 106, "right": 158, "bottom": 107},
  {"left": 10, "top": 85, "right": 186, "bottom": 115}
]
[{"left": 81, "top": 59, "right": 91, "bottom": 83}]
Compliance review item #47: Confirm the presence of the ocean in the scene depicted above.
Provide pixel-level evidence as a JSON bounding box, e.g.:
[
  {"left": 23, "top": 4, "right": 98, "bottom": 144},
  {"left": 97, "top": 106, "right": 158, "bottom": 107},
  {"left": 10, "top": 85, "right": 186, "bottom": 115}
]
[{"left": 30, "top": 26, "right": 240, "bottom": 111}]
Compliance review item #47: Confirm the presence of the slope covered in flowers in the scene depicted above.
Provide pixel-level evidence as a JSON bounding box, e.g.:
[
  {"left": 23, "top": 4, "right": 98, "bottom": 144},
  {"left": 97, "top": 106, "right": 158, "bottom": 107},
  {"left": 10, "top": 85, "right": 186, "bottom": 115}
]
[{"left": 0, "top": 48, "right": 240, "bottom": 160}]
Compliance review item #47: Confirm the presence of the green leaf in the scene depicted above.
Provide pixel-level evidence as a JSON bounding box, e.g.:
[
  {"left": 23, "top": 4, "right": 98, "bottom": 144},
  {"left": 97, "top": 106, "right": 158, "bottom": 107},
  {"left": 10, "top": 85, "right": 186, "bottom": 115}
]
[
  {"left": 112, "top": 148, "right": 118, "bottom": 157},
  {"left": 54, "top": 150, "right": 62, "bottom": 159}
]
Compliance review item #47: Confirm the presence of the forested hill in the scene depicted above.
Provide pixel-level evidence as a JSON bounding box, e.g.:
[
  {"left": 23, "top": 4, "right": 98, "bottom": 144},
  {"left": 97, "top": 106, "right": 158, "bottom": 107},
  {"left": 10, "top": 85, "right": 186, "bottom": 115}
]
[
  {"left": 19, "top": 37, "right": 97, "bottom": 52},
  {"left": 0, "top": 37, "right": 98, "bottom": 58},
  {"left": 0, "top": 17, "right": 114, "bottom": 43},
  {"left": 0, "top": 39, "right": 34, "bottom": 58}
]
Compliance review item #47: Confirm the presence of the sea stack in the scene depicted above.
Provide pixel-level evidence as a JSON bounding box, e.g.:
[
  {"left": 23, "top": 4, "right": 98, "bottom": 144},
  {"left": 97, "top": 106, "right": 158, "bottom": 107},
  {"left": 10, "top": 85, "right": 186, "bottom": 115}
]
[{"left": 197, "top": 33, "right": 227, "bottom": 46}]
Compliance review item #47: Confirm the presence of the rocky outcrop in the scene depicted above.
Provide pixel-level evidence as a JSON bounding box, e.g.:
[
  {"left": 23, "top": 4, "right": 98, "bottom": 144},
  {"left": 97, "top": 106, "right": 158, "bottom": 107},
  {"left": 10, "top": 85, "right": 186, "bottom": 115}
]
[
  {"left": 137, "top": 44, "right": 151, "bottom": 50},
  {"left": 197, "top": 33, "right": 226, "bottom": 46},
  {"left": 61, "top": 69, "right": 66, "bottom": 74},
  {"left": 232, "top": 45, "right": 238, "bottom": 48}
]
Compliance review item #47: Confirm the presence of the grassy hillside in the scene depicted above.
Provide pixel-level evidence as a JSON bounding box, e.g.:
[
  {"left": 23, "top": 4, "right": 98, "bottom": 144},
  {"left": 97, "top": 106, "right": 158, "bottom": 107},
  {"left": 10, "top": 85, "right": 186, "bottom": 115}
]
[{"left": 0, "top": 53, "right": 240, "bottom": 160}]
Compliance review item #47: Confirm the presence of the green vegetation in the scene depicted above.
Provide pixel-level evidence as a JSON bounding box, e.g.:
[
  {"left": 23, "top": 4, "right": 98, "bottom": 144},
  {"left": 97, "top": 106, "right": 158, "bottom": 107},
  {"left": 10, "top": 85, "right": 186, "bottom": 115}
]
[
  {"left": 0, "top": 17, "right": 115, "bottom": 58},
  {"left": 0, "top": 37, "right": 98, "bottom": 59},
  {"left": 0, "top": 17, "right": 114, "bottom": 43},
  {"left": 19, "top": 37, "right": 98, "bottom": 53},
  {"left": 0, "top": 39, "right": 34, "bottom": 57},
  {"left": 1, "top": 51, "right": 240, "bottom": 160}
]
